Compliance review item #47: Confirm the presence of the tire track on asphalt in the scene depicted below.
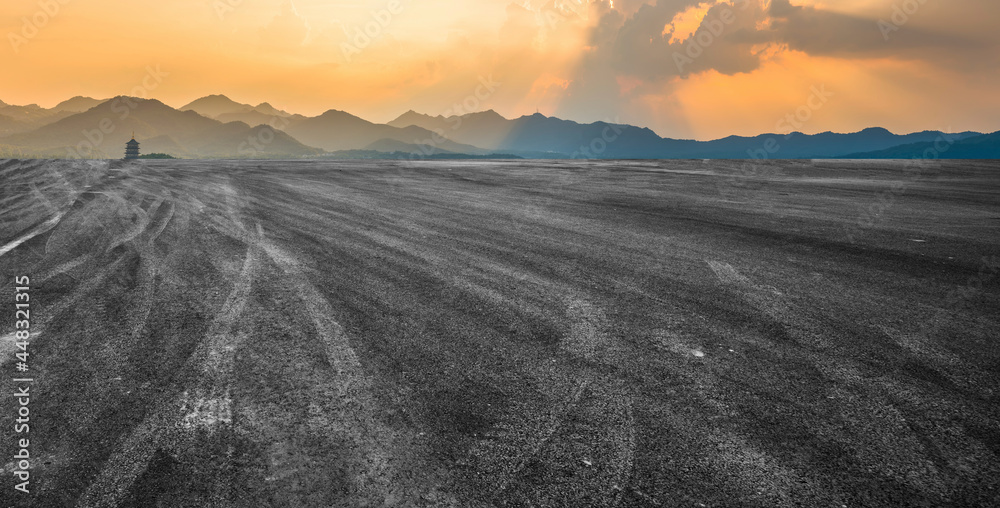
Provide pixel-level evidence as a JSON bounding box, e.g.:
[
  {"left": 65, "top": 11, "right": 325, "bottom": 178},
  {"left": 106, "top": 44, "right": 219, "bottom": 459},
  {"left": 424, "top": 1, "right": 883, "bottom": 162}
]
[
  {"left": 253, "top": 228, "right": 409, "bottom": 502},
  {"left": 217, "top": 180, "right": 445, "bottom": 503},
  {"left": 0, "top": 211, "right": 66, "bottom": 257},
  {"left": 473, "top": 376, "right": 637, "bottom": 507},
  {"left": 77, "top": 236, "right": 260, "bottom": 508},
  {"left": 431, "top": 263, "right": 641, "bottom": 504},
  {"left": 0, "top": 158, "right": 32, "bottom": 176},
  {"left": 563, "top": 297, "right": 617, "bottom": 362},
  {"left": 122, "top": 193, "right": 174, "bottom": 337},
  {"left": 220, "top": 177, "right": 457, "bottom": 503},
  {"left": 31, "top": 191, "right": 174, "bottom": 331},
  {"left": 541, "top": 297, "right": 638, "bottom": 505},
  {"left": 104, "top": 193, "right": 156, "bottom": 253},
  {"left": 23, "top": 186, "right": 171, "bottom": 366},
  {"left": 35, "top": 255, "right": 90, "bottom": 283},
  {"left": 489, "top": 380, "right": 590, "bottom": 494},
  {"left": 2, "top": 209, "right": 133, "bottom": 360},
  {"left": 345, "top": 226, "right": 636, "bottom": 500},
  {"left": 599, "top": 381, "right": 637, "bottom": 508},
  {"left": 704, "top": 258, "right": 803, "bottom": 348},
  {"left": 257, "top": 242, "right": 363, "bottom": 373},
  {"left": 465, "top": 291, "right": 636, "bottom": 504},
  {"left": 659, "top": 404, "right": 828, "bottom": 506},
  {"left": 706, "top": 260, "right": 781, "bottom": 296},
  {"left": 0, "top": 331, "right": 21, "bottom": 358},
  {"left": 234, "top": 192, "right": 459, "bottom": 504},
  {"left": 615, "top": 260, "right": 844, "bottom": 505},
  {"left": 124, "top": 255, "right": 156, "bottom": 338},
  {"left": 147, "top": 200, "right": 175, "bottom": 244},
  {"left": 41, "top": 255, "right": 129, "bottom": 328}
]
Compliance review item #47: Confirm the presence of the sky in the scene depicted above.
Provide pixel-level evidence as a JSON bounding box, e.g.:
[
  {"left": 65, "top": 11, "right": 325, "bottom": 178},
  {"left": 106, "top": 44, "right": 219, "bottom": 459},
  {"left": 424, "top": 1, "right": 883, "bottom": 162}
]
[{"left": 2, "top": 0, "right": 998, "bottom": 140}]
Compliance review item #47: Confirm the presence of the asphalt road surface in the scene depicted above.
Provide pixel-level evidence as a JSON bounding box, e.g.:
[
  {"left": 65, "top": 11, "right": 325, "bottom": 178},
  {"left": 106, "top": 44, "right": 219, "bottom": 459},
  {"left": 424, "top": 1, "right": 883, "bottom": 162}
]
[{"left": 1, "top": 158, "right": 998, "bottom": 507}]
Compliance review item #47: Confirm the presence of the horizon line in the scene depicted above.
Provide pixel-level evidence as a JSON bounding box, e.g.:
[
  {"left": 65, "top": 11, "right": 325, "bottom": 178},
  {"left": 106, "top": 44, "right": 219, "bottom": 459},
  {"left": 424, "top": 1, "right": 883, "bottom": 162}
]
[{"left": 3, "top": 93, "right": 996, "bottom": 143}]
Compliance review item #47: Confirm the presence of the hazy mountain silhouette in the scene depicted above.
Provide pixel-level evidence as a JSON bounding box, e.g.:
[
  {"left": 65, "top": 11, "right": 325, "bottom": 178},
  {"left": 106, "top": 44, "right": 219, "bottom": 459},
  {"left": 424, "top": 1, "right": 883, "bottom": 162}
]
[
  {"left": 216, "top": 110, "right": 307, "bottom": 128},
  {"left": 702, "top": 128, "right": 983, "bottom": 159},
  {"left": 181, "top": 94, "right": 304, "bottom": 131},
  {"left": 388, "top": 110, "right": 514, "bottom": 149},
  {"left": 842, "top": 131, "right": 1000, "bottom": 159},
  {"left": 0, "top": 94, "right": 996, "bottom": 159},
  {"left": 0, "top": 97, "right": 104, "bottom": 137},
  {"left": 0, "top": 114, "right": 30, "bottom": 137},
  {"left": 284, "top": 109, "right": 488, "bottom": 154},
  {"left": 390, "top": 110, "right": 983, "bottom": 159},
  {"left": 51, "top": 96, "right": 105, "bottom": 113},
  {"left": 0, "top": 102, "right": 77, "bottom": 134},
  {"left": 497, "top": 113, "right": 666, "bottom": 157},
  {"left": 389, "top": 110, "right": 650, "bottom": 156},
  {"left": 187, "top": 122, "right": 320, "bottom": 158},
  {"left": 253, "top": 102, "right": 292, "bottom": 118},
  {"left": 180, "top": 94, "right": 256, "bottom": 118},
  {"left": 1, "top": 97, "right": 322, "bottom": 158}
]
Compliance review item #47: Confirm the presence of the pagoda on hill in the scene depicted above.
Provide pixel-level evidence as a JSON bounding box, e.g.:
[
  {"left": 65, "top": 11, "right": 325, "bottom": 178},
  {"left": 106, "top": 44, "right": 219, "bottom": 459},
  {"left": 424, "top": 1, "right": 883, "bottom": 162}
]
[{"left": 124, "top": 133, "right": 140, "bottom": 160}]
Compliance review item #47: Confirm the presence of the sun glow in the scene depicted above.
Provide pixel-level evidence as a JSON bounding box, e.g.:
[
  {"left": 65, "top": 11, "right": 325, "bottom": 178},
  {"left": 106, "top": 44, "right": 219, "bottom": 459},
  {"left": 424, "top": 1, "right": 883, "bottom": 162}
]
[{"left": 666, "top": 2, "right": 714, "bottom": 44}]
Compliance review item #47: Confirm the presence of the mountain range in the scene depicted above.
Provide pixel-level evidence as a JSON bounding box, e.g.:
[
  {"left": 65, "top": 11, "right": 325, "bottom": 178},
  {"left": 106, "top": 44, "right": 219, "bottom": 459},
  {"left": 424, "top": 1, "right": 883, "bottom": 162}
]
[
  {"left": 1, "top": 95, "right": 997, "bottom": 159},
  {"left": 0, "top": 96, "right": 103, "bottom": 137},
  {"left": 1, "top": 97, "right": 319, "bottom": 158}
]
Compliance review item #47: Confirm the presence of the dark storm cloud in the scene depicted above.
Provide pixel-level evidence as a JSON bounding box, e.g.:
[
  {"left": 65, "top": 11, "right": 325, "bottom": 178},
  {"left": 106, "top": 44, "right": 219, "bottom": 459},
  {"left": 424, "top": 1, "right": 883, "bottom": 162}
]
[
  {"left": 599, "top": 0, "right": 990, "bottom": 82},
  {"left": 765, "top": 0, "right": 974, "bottom": 58},
  {"left": 610, "top": 0, "right": 766, "bottom": 80}
]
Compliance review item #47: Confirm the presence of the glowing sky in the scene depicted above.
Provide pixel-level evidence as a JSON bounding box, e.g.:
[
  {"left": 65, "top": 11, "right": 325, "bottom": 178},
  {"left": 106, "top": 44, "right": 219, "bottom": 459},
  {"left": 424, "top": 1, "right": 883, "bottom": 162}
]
[{"left": 3, "top": 0, "right": 998, "bottom": 139}]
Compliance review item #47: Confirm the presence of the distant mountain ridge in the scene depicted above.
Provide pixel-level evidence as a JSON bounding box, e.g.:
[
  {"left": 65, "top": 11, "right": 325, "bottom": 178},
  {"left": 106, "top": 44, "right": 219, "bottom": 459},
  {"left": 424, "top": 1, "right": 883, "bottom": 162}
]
[
  {"left": 51, "top": 96, "right": 106, "bottom": 114},
  {"left": 0, "top": 95, "right": 104, "bottom": 137},
  {"left": 1, "top": 96, "right": 321, "bottom": 158},
  {"left": 180, "top": 94, "right": 259, "bottom": 118},
  {"left": 388, "top": 109, "right": 514, "bottom": 150},
  {"left": 843, "top": 131, "right": 1000, "bottom": 159},
  {"left": 388, "top": 110, "right": 983, "bottom": 159},
  {"left": 0, "top": 94, "right": 995, "bottom": 159},
  {"left": 181, "top": 95, "right": 305, "bottom": 133},
  {"left": 283, "top": 108, "right": 489, "bottom": 155},
  {"left": 0, "top": 102, "right": 77, "bottom": 136}
]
